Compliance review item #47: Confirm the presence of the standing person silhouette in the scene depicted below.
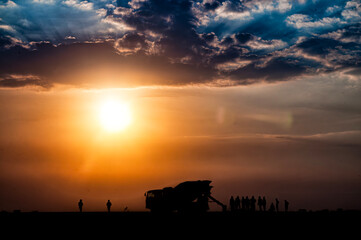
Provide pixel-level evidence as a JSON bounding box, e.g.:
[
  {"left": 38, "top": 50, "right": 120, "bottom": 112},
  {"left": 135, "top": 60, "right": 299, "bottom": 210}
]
[
  {"left": 257, "top": 196, "right": 262, "bottom": 211},
  {"left": 284, "top": 200, "right": 289, "bottom": 212},
  {"left": 245, "top": 196, "right": 250, "bottom": 211},
  {"left": 262, "top": 196, "right": 267, "bottom": 211},
  {"left": 275, "top": 198, "right": 279, "bottom": 212},
  {"left": 241, "top": 197, "right": 245, "bottom": 210},
  {"left": 229, "top": 196, "right": 235, "bottom": 212},
  {"left": 269, "top": 202, "right": 275, "bottom": 212},
  {"left": 106, "top": 200, "right": 112, "bottom": 213},
  {"left": 235, "top": 196, "right": 241, "bottom": 211},
  {"left": 250, "top": 196, "right": 256, "bottom": 211},
  {"left": 78, "top": 199, "right": 83, "bottom": 213}
]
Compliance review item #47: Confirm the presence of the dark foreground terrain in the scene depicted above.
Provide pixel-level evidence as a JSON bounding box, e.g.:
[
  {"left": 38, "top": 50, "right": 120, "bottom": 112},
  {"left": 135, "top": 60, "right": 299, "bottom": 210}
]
[{"left": 2, "top": 210, "right": 360, "bottom": 237}]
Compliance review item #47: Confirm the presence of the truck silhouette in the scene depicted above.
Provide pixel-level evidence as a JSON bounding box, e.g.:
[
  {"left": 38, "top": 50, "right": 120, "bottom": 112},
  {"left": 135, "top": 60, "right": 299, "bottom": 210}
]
[{"left": 145, "top": 180, "right": 226, "bottom": 213}]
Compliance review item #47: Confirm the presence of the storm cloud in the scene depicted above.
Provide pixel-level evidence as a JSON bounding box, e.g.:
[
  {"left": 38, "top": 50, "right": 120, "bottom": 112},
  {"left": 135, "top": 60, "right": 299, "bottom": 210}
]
[{"left": 0, "top": 0, "right": 360, "bottom": 88}]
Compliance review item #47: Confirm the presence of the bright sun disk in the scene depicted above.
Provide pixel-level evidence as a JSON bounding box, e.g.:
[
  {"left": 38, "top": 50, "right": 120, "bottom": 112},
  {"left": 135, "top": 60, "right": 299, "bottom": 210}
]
[{"left": 99, "top": 99, "right": 131, "bottom": 132}]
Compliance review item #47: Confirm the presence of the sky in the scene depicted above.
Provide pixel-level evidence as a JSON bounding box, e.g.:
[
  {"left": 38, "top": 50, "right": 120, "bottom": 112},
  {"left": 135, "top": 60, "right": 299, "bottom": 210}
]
[{"left": 0, "top": 0, "right": 360, "bottom": 212}]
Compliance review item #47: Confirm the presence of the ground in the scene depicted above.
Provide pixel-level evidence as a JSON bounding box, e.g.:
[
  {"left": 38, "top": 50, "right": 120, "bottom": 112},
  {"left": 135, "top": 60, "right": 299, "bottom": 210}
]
[{"left": 1, "top": 210, "right": 359, "bottom": 237}]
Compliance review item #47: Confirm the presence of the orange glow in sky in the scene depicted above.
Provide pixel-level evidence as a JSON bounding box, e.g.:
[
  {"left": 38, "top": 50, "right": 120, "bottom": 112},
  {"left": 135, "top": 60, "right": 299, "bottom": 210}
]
[
  {"left": 98, "top": 98, "right": 132, "bottom": 132},
  {"left": 1, "top": 81, "right": 360, "bottom": 212}
]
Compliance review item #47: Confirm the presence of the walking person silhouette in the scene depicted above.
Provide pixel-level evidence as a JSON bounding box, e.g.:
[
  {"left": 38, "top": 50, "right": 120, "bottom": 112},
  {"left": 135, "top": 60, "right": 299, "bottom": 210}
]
[
  {"left": 78, "top": 199, "right": 83, "bottom": 213},
  {"left": 106, "top": 200, "right": 112, "bottom": 213}
]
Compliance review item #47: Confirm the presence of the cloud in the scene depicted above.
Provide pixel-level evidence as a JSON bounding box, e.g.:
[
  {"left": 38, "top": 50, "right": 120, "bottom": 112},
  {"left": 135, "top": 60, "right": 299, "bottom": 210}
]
[
  {"left": 295, "top": 32, "right": 361, "bottom": 71},
  {"left": 213, "top": 2, "right": 252, "bottom": 21},
  {"left": 0, "top": 24, "right": 16, "bottom": 33},
  {"left": 203, "top": 0, "right": 221, "bottom": 11},
  {"left": 199, "top": 0, "right": 293, "bottom": 24},
  {"left": 0, "top": 40, "right": 219, "bottom": 88},
  {"left": 114, "top": 32, "right": 150, "bottom": 54},
  {"left": 0, "top": 74, "right": 52, "bottom": 89},
  {"left": 0, "top": 0, "right": 360, "bottom": 88},
  {"left": 62, "top": 0, "right": 94, "bottom": 11},
  {"left": 33, "top": 0, "right": 55, "bottom": 4},
  {"left": 0, "top": 0, "right": 17, "bottom": 8},
  {"left": 0, "top": 35, "right": 26, "bottom": 49},
  {"left": 326, "top": 5, "right": 342, "bottom": 14},
  {"left": 0, "top": 0, "right": 130, "bottom": 43},
  {"left": 211, "top": 0, "right": 293, "bottom": 15},
  {"left": 226, "top": 57, "right": 309, "bottom": 83},
  {"left": 245, "top": 37, "right": 287, "bottom": 51},
  {"left": 342, "top": 0, "right": 361, "bottom": 21},
  {"left": 286, "top": 14, "right": 344, "bottom": 29},
  {"left": 100, "top": 15, "right": 135, "bottom": 32},
  {"left": 277, "top": 131, "right": 361, "bottom": 147},
  {"left": 64, "top": 35, "right": 76, "bottom": 40},
  {"left": 320, "top": 24, "right": 361, "bottom": 44}
]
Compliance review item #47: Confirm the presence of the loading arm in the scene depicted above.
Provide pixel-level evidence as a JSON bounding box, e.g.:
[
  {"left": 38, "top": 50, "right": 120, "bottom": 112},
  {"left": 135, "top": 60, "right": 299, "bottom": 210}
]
[{"left": 208, "top": 195, "right": 227, "bottom": 212}]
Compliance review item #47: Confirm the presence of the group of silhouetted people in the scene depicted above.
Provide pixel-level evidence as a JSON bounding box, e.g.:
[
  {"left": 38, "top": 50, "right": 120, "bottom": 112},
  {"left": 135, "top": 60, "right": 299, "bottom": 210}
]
[
  {"left": 78, "top": 197, "right": 289, "bottom": 213},
  {"left": 78, "top": 199, "right": 112, "bottom": 213},
  {"left": 229, "top": 196, "right": 289, "bottom": 212}
]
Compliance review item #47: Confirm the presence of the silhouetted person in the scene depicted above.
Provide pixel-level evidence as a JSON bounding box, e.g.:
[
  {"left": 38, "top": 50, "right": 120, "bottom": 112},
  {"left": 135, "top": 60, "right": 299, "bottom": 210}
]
[
  {"left": 246, "top": 196, "right": 251, "bottom": 210},
  {"left": 250, "top": 196, "right": 256, "bottom": 211},
  {"left": 262, "top": 196, "right": 267, "bottom": 211},
  {"left": 235, "top": 196, "right": 241, "bottom": 211},
  {"left": 78, "top": 199, "right": 83, "bottom": 213},
  {"left": 257, "top": 196, "right": 262, "bottom": 211},
  {"left": 229, "top": 196, "right": 235, "bottom": 212},
  {"left": 241, "top": 197, "right": 245, "bottom": 210},
  {"left": 284, "top": 200, "right": 289, "bottom": 212},
  {"left": 269, "top": 202, "right": 275, "bottom": 212},
  {"left": 106, "top": 200, "right": 112, "bottom": 213},
  {"left": 275, "top": 198, "right": 279, "bottom": 212}
]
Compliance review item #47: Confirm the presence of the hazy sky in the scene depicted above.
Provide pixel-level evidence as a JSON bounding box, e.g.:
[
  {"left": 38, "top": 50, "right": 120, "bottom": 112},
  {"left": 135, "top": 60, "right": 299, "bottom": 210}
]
[{"left": 0, "top": 0, "right": 360, "bottom": 212}]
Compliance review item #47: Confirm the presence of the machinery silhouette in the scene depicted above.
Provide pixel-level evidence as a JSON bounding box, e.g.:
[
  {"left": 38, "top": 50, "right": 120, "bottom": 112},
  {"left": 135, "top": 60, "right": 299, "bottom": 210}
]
[{"left": 145, "top": 180, "right": 226, "bottom": 213}]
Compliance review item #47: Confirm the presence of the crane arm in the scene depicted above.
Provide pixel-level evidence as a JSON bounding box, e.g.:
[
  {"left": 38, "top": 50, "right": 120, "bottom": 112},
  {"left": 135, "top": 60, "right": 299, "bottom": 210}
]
[{"left": 208, "top": 195, "right": 227, "bottom": 212}]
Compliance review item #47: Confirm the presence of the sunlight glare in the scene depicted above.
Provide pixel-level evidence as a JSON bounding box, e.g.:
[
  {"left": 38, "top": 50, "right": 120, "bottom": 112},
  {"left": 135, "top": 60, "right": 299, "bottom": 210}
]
[{"left": 99, "top": 99, "right": 131, "bottom": 132}]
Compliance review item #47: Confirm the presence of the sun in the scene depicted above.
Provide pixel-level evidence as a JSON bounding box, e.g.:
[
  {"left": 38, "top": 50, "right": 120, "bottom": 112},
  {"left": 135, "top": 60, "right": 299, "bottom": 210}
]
[{"left": 98, "top": 99, "right": 131, "bottom": 132}]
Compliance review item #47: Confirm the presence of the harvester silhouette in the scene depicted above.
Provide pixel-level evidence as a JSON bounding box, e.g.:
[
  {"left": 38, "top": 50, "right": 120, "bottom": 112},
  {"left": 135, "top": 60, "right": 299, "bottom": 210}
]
[{"left": 145, "top": 180, "right": 226, "bottom": 213}]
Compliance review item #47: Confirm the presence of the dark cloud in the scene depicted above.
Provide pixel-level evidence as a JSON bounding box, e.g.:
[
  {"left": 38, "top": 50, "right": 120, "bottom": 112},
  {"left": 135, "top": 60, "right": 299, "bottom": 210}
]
[
  {"left": 342, "top": 23, "right": 361, "bottom": 40},
  {"left": 296, "top": 24, "right": 361, "bottom": 71},
  {"left": 210, "top": 46, "right": 244, "bottom": 65},
  {"left": 118, "top": 0, "right": 212, "bottom": 62},
  {"left": 0, "top": 0, "right": 360, "bottom": 88},
  {"left": 0, "top": 40, "right": 218, "bottom": 88},
  {"left": 226, "top": 57, "right": 309, "bottom": 83},
  {"left": 0, "top": 76, "right": 51, "bottom": 88},
  {"left": 235, "top": 32, "right": 254, "bottom": 44},
  {"left": 114, "top": 32, "right": 149, "bottom": 54},
  {"left": 220, "top": 35, "right": 235, "bottom": 46},
  {"left": 298, "top": 38, "right": 345, "bottom": 56},
  {"left": 0, "top": 36, "right": 12, "bottom": 48},
  {"left": 203, "top": 1, "right": 221, "bottom": 11}
]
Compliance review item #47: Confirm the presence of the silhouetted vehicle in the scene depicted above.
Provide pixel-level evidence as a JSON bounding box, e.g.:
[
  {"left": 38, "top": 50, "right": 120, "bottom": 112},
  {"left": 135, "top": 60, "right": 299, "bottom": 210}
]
[{"left": 145, "top": 180, "right": 226, "bottom": 213}]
